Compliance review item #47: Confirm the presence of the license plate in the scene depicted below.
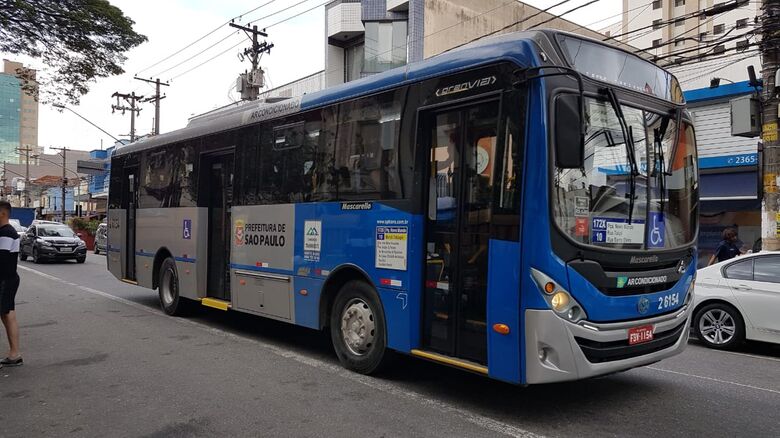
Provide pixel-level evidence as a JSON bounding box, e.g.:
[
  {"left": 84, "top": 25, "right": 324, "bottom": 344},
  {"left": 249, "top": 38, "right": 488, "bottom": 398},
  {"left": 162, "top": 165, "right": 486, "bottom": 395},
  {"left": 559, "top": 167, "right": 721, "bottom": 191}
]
[
  {"left": 59, "top": 247, "right": 72, "bottom": 253},
  {"left": 628, "top": 325, "right": 654, "bottom": 345}
]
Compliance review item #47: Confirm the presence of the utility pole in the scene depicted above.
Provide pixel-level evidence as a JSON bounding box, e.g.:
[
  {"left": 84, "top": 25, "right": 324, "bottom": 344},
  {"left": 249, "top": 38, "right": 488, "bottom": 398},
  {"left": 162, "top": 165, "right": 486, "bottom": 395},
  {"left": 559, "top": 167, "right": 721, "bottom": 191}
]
[
  {"left": 134, "top": 77, "right": 169, "bottom": 135},
  {"left": 111, "top": 92, "right": 143, "bottom": 142},
  {"left": 229, "top": 22, "right": 273, "bottom": 101},
  {"left": 1, "top": 161, "right": 6, "bottom": 198},
  {"left": 16, "top": 146, "right": 33, "bottom": 207},
  {"left": 51, "top": 147, "right": 69, "bottom": 223},
  {"left": 761, "top": 0, "right": 780, "bottom": 250}
]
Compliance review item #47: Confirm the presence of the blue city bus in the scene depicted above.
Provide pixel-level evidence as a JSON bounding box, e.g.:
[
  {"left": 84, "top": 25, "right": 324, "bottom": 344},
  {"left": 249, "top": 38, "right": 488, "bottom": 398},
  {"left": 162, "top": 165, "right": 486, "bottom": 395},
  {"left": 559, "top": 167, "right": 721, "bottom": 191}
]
[{"left": 107, "top": 30, "right": 699, "bottom": 384}]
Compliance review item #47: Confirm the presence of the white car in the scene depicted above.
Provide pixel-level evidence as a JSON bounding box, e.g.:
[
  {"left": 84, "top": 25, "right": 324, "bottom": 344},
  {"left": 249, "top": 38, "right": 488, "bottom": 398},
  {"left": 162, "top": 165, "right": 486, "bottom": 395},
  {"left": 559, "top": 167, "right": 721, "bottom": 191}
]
[{"left": 693, "top": 252, "right": 780, "bottom": 349}]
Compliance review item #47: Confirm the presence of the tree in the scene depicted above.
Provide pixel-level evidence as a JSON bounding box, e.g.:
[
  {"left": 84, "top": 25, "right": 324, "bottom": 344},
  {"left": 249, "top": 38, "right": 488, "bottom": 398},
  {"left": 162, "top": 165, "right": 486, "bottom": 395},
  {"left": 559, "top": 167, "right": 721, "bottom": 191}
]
[{"left": 0, "top": 0, "right": 147, "bottom": 105}]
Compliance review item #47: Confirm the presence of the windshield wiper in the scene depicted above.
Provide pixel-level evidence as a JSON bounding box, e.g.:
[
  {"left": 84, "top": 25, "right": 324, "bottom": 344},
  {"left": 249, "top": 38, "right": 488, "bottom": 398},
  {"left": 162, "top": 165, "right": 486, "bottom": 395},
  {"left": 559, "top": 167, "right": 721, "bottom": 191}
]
[
  {"left": 653, "top": 113, "right": 672, "bottom": 214},
  {"left": 603, "top": 87, "right": 639, "bottom": 223}
]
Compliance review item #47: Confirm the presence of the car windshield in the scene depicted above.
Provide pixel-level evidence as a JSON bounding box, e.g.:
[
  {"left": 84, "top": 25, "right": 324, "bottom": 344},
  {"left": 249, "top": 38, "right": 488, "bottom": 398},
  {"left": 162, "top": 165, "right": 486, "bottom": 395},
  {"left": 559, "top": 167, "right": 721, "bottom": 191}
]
[
  {"left": 39, "top": 226, "right": 77, "bottom": 238},
  {"left": 553, "top": 97, "right": 698, "bottom": 250}
]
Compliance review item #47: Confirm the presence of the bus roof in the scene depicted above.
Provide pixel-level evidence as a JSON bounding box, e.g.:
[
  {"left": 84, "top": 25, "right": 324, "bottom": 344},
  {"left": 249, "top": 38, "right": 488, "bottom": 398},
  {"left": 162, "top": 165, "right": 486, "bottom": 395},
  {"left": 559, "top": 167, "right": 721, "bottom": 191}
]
[{"left": 114, "top": 29, "right": 675, "bottom": 157}]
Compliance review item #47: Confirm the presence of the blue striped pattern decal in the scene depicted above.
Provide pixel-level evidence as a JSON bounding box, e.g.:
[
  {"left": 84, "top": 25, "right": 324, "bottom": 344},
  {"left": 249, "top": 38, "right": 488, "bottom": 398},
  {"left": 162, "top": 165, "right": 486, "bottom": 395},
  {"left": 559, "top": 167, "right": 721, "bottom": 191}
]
[
  {"left": 135, "top": 252, "right": 196, "bottom": 263},
  {"left": 229, "top": 263, "right": 293, "bottom": 276}
]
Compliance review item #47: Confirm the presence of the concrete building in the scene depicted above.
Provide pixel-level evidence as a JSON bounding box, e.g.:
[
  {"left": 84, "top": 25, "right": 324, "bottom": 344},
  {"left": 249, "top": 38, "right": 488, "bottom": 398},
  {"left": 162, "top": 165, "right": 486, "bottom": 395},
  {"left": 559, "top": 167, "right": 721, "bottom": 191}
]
[
  {"left": 619, "top": 0, "right": 758, "bottom": 89},
  {"left": 0, "top": 60, "right": 39, "bottom": 165},
  {"left": 260, "top": 0, "right": 640, "bottom": 101}
]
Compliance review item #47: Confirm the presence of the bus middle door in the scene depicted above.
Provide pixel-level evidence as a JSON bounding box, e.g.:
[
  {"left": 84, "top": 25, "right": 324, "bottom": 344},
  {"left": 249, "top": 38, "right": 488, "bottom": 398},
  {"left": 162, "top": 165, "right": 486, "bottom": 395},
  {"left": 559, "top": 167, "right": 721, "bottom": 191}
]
[{"left": 422, "top": 101, "right": 500, "bottom": 366}]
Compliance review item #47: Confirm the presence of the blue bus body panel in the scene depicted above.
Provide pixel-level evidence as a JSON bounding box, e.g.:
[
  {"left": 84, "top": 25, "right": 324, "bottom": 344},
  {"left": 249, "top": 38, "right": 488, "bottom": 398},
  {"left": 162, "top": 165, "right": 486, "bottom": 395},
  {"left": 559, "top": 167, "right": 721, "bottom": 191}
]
[
  {"left": 292, "top": 202, "right": 421, "bottom": 353},
  {"left": 566, "top": 260, "right": 696, "bottom": 322},
  {"left": 486, "top": 239, "right": 522, "bottom": 383}
]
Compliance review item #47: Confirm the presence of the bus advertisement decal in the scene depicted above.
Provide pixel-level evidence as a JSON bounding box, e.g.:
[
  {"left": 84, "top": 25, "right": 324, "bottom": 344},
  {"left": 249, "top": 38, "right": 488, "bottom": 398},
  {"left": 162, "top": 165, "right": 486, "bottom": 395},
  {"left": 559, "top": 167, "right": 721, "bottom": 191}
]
[
  {"left": 232, "top": 205, "right": 295, "bottom": 271},
  {"left": 303, "top": 220, "right": 321, "bottom": 262},
  {"left": 376, "top": 224, "right": 408, "bottom": 271}
]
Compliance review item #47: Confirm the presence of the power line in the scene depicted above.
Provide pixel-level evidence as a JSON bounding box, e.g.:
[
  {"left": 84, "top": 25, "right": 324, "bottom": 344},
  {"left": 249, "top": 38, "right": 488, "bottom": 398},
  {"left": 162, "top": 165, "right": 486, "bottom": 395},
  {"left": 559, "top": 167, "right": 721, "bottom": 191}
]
[
  {"left": 528, "top": 0, "right": 602, "bottom": 31},
  {"left": 135, "top": 0, "right": 280, "bottom": 76},
  {"left": 169, "top": 0, "right": 330, "bottom": 81}
]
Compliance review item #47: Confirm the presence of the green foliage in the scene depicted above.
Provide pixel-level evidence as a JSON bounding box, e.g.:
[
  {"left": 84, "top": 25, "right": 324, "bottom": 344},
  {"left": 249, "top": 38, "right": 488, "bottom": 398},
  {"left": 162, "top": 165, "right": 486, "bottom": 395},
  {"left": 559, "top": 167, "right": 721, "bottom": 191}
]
[
  {"left": 0, "top": 0, "right": 147, "bottom": 105},
  {"left": 69, "top": 217, "right": 100, "bottom": 235}
]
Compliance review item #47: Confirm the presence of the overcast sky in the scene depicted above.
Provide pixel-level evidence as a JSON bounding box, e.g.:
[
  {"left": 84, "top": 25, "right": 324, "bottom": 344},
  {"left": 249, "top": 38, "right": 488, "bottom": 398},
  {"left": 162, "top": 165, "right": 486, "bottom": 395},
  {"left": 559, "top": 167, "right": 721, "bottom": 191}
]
[{"left": 3, "top": 0, "right": 622, "bottom": 153}]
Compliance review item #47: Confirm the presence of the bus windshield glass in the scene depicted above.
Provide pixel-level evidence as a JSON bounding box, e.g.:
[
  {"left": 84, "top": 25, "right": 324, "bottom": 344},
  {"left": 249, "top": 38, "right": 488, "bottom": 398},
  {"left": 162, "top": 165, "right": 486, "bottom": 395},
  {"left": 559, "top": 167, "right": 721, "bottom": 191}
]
[
  {"left": 557, "top": 35, "right": 684, "bottom": 104},
  {"left": 553, "top": 97, "right": 698, "bottom": 250}
]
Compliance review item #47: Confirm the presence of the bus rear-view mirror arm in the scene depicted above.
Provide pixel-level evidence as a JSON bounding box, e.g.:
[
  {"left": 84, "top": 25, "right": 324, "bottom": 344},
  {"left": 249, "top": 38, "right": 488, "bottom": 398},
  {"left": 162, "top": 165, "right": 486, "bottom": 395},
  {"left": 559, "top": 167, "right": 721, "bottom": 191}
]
[{"left": 513, "top": 66, "right": 586, "bottom": 169}]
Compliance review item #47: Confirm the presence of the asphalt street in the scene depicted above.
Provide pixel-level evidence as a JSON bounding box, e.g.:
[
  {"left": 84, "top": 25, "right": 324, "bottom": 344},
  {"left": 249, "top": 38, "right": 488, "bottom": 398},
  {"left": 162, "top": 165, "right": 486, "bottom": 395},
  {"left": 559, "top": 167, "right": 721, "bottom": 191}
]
[{"left": 1, "top": 254, "right": 779, "bottom": 437}]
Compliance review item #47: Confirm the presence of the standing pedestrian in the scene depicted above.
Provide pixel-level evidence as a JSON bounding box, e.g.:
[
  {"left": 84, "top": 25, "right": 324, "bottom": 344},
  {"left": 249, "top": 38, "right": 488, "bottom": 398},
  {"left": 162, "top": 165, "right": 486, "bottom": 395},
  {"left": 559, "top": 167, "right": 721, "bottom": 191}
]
[
  {"left": 707, "top": 227, "right": 741, "bottom": 266},
  {"left": 0, "top": 200, "right": 22, "bottom": 367}
]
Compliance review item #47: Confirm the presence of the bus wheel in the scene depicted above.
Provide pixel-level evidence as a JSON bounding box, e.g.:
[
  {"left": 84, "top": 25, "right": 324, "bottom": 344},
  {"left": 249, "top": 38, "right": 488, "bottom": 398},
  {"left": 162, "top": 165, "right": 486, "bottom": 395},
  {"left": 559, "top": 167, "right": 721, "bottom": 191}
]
[
  {"left": 330, "top": 280, "right": 388, "bottom": 375},
  {"left": 158, "top": 257, "right": 187, "bottom": 316}
]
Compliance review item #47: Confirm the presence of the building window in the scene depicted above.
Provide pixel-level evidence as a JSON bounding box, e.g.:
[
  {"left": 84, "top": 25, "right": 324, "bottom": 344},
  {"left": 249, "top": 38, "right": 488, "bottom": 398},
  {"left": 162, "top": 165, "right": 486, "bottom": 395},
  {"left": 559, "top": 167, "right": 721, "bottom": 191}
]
[
  {"left": 714, "top": 23, "right": 725, "bottom": 34},
  {"left": 653, "top": 38, "right": 663, "bottom": 48},
  {"left": 675, "top": 18, "right": 685, "bottom": 27},
  {"left": 736, "top": 40, "right": 750, "bottom": 52},
  {"left": 344, "top": 42, "right": 364, "bottom": 82},
  {"left": 674, "top": 39, "right": 685, "bottom": 47},
  {"left": 699, "top": 32, "right": 708, "bottom": 41},
  {"left": 736, "top": 18, "right": 748, "bottom": 29},
  {"left": 363, "top": 21, "right": 408, "bottom": 74},
  {"left": 675, "top": 0, "right": 684, "bottom": 6},
  {"left": 652, "top": 0, "right": 662, "bottom": 9},
  {"left": 653, "top": 19, "right": 663, "bottom": 30},
  {"left": 713, "top": 44, "right": 726, "bottom": 54}
]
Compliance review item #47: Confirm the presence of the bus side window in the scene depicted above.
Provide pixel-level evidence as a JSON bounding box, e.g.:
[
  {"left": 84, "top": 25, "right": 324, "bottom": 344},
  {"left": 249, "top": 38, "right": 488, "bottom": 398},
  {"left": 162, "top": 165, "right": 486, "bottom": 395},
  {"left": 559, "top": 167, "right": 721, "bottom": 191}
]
[{"left": 334, "top": 90, "right": 402, "bottom": 200}]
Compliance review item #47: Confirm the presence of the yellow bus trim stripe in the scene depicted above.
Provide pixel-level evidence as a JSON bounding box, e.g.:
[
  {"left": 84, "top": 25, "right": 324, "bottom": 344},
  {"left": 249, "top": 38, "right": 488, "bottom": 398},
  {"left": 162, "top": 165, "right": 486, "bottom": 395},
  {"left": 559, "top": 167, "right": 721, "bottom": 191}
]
[
  {"left": 201, "top": 297, "right": 230, "bottom": 311},
  {"left": 410, "top": 349, "right": 488, "bottom": 374}
]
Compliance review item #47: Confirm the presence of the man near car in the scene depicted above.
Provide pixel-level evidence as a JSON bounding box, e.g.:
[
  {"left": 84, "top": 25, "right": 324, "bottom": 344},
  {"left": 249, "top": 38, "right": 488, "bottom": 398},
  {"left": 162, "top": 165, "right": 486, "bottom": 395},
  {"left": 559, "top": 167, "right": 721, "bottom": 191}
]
[{"left": 0, "top": 200, "right": 22, "bottom": 367}]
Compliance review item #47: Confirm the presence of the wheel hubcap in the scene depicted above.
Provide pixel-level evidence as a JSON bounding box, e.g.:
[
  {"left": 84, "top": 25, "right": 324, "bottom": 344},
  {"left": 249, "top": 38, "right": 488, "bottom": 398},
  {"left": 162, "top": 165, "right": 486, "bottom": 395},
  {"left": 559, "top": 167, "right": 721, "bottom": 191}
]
[
  {"left": 161, "top": 268, "right": 176, "bottom": 306},
  {"left": 340, "top": 298, "right": 376, "bottom": 356},
  {"left": 699, "top": 309, "right": 736, "bottom": 345}
]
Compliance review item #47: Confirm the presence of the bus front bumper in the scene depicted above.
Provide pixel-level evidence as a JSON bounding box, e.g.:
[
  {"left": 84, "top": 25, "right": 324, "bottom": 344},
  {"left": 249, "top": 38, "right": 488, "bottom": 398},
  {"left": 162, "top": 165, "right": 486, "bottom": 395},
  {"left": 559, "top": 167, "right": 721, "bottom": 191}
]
[{"left": 524, "top": 304, "right": 691, "bottom": 384}]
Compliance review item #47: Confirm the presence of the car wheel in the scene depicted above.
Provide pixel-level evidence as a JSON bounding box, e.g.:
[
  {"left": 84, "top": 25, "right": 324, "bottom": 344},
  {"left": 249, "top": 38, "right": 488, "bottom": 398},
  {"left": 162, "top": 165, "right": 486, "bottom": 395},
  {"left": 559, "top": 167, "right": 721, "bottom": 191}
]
[
  {"left": 330, "top": 280, "right": 389, "bottom": 375},
  {"left": 19, "top": 249, "right": 27, "bottom": 261},
  {"left": 94, "top": 246, "right": 100, "bottom": 255},
  {"left": 694, "top": 303, "right": 745, "bottom": 350},
  {"left": 158, "top": 257, "right": 188, "bottom": 316},
  {"left": 32, "top": 247, "right": 41, "bottom": 264},
  {"left": 76, "top": 257, "right": 86, "bottom": 264}
]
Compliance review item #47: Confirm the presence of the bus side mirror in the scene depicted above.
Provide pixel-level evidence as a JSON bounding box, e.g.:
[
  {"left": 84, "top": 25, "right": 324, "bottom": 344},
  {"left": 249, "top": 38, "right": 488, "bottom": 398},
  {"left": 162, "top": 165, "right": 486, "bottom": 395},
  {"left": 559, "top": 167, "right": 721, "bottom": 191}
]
[{"left": 555, "top": 94, "right": 585, "bottom": 169}]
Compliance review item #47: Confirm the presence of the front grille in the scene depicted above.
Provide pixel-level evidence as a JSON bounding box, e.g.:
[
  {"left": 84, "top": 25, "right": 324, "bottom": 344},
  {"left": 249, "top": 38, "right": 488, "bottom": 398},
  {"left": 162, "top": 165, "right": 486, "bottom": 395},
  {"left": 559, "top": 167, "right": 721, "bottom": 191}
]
[{"left": 574, "top": 321, "right": 686, "bottom": 363}]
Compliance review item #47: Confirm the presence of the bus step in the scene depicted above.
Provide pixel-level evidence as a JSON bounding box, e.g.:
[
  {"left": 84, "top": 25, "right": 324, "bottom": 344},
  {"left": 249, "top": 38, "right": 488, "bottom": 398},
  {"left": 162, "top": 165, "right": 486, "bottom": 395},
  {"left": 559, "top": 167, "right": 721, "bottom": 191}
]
[
  {"left": 201, "top": 297, "right": 231, "bottom": 311},
  {"left": 410, "top": 349, "right": 488, "bottom": 375}
]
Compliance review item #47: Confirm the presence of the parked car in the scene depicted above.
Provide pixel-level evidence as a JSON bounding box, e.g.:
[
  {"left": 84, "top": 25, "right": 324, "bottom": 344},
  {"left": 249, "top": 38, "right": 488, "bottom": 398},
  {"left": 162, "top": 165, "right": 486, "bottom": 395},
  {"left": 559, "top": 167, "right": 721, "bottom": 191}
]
[
  {"left": 94, "top": 222, "right": 107, "bottom": 255},
  {"left": 19, "top": 223, "right": 87, "bottom": 264},
  {"left": 693, "top": 252, "right": 780, "bottom": 349},
  {"left": 9, "top": 219, "right": 26, "bottom": 234}
]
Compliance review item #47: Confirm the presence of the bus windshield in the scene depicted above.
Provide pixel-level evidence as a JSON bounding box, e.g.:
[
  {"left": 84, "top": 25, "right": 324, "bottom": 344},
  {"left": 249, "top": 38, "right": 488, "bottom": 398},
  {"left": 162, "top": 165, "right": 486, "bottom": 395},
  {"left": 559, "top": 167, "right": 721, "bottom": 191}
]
[{"left": 553, "top": 97, "right": 698, "bottom": 250}]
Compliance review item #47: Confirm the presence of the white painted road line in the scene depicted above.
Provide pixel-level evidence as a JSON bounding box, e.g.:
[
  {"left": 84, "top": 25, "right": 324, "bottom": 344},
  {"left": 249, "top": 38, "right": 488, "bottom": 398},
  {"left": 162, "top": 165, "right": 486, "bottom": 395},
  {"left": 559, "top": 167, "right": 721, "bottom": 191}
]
[
  {"left": 646, "top": 366, "right": 780, "bottom": 396},
  {"left": 719, "top": 349, "right": 780, "bottom": 364},
  {"left": 18, "top": 265, "right": 543, "bottom": 438}
]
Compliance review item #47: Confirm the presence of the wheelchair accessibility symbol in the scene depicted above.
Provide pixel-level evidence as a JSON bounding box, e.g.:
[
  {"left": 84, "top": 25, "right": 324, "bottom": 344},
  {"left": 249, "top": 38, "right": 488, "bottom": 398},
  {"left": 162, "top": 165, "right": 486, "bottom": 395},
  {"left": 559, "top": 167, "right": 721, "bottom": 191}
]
[{"left": 648, "top": 212, "right": 665, "bottom": 248}]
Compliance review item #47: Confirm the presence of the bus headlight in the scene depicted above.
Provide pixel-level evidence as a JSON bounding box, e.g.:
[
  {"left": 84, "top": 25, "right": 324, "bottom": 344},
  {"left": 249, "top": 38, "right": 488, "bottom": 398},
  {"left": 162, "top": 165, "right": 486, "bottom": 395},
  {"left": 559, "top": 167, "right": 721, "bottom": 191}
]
[{"left": 531, "top": 268, "right": 588, "bottom": 323}]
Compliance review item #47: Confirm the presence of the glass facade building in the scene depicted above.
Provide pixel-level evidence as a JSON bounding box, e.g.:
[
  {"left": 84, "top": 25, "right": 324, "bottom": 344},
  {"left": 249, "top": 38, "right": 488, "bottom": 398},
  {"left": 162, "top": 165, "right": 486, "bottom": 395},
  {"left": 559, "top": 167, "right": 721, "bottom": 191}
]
[{"left": 0, "top": 72, "right": 21, "bottom": 164}]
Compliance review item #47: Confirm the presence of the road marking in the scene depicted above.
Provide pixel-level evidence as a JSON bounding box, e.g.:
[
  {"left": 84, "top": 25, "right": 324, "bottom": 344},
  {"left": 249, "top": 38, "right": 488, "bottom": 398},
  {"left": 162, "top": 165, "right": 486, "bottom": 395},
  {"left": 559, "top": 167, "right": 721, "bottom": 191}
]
[
  {"left": 647, "top": 366, "right": 780, "bottom": 396},
  {"left": 719, "top": 350, "right": 780, "bottom": 364},
  {"left": 18, "top": 265, "right": 542, "bottom": 438}
]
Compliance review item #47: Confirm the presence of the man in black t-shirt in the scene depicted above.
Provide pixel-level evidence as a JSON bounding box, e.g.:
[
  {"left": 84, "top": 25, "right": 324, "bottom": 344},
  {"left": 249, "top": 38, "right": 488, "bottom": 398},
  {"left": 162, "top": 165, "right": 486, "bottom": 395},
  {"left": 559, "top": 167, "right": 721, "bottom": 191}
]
[
  {"left": 708, "top": 227, "right": 741, "bottom": 266},
  {"left": 0, "top": 200, "right": 22, "bottom": 367}
]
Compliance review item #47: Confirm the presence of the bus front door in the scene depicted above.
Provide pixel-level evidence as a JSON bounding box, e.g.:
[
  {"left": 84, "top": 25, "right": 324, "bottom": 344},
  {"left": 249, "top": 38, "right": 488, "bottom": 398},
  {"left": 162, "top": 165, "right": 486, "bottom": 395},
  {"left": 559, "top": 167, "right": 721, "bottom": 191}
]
[
  {"left": 422, "top": 102, "right": 500, "bottom": 365},
  {"left": 205, "top": 153, "right": 234, "bottom": 301},
  {"left": 123, "top": 167, "right": 139, "bottom": 281}
]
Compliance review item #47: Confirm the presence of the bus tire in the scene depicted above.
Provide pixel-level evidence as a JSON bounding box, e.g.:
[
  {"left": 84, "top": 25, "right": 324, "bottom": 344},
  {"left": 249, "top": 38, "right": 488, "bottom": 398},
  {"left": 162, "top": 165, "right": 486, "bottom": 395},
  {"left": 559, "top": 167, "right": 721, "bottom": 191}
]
[
  {"left": 158, "top": 257, "right": 188, "bottom": 316},
  {"left": 330, "top": 280, "right": 389, "bottom": 375}
]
